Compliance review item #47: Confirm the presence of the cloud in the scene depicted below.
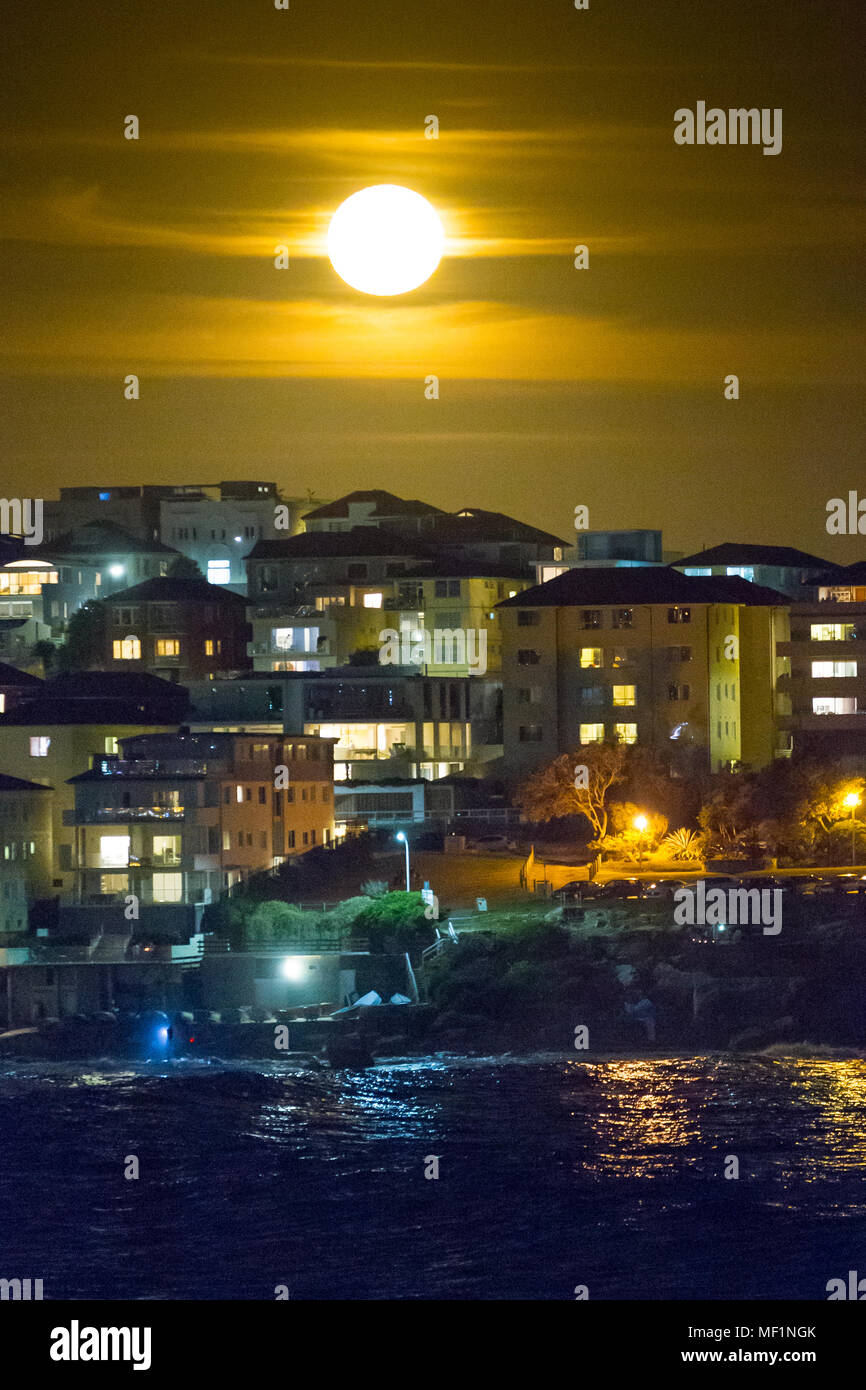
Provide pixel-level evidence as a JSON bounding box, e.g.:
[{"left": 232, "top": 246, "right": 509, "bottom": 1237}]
[{"left": 2, "top": 290, "right": 860, "bottom": 386}]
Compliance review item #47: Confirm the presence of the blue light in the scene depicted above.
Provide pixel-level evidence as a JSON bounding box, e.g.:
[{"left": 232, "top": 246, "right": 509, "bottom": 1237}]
[
  {"left": 98, "top": 491, "right": 111, "bottom": 501},
  {"left": 157, "top": 1027, "right": 169, "bottom": 1043}
]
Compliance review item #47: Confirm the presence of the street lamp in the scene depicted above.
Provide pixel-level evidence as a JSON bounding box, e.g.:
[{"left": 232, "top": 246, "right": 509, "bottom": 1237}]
[
  {"left": 633, "top": 814, "right": 648, "bottom": 865},
  {"left": 395, "top": 831, "right": 410, "bottom": 890},
  {"left": 844, "top": 792, "right": 860, "bottom": 866}
]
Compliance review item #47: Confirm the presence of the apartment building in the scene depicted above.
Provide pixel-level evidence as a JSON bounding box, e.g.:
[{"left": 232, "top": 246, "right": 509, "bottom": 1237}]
[
  {"left": 246, "top": 528, "right": 432, "bottom": 671},
  {"left": 0, "top": 774, "right": 52, "bottom": 931},
  {"left": 778, "top": 563, "right": 866, "bottom": 756},
  {"left": 159, "top": 481, "right": 312, "bottom": 593},
  {"left": 0, "top": 673, "right": 187, "bottom": 897},
  {"left": 498, "top": 567, "right": 791, "bottom": 779},
  {"left": 185, "top": 668, "right": 503, "bottom": 780},
  {"left": 673, "top": 542, "right": 835, "bottom": 598},
  {"left": 381, "top": 563, "right": 530, "bottom": 677},
  {"left": 104, "top": 575, "right": 251, "bottom": 683},
  {"left": 65, "top": 730, "right": 335, "bottom": 911}
]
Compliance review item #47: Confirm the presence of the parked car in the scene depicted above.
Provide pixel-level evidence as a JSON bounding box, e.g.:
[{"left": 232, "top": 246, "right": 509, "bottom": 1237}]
[
  {"left": 807, "top": 876, "right": 853, "bottom": 896},
  {"left": 735, "top": 875, "right": 792, "bottom": 894},
  {"left": 641, "top": 878, "right": 688, "bottom": 900},
  {"left": 466, "top": 834, "right": 518, "bottom": 852},
  {"left": 555, "top": 879, "right": 591, "bottom": 899},
  {"left": 597, "top": 878, "right": 644, "bottom": 899}
]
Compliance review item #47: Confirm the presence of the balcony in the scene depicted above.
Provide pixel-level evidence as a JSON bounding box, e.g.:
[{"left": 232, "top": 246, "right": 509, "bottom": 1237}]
[
  {"left": 91, "top": 758, "right": 207, "bottom": 777},
  {"left": 64, "top": 806, "right": 186, "bottom": 825}
]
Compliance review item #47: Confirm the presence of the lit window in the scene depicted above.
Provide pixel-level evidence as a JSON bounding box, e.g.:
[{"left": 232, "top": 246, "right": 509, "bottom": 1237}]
[
  {"left": 207, "top": 560, "right": 232, "bottom": 585},
  {"left": 99, "top": 835, "right": 130, "bottom": 868},
  {"left": 0, "top": 694, "right": 4, "bottom": 713},
  {"left": 204, "top": 639, "right": 214, "bottom": 655},
  {"left": 579, "top": 723, "right": 605, "bottom": 744},
  {"left": 612, "top": 685, "right": 636, "bottom": 706},
  {"left": 236, "top": 785, "right": 244, "bottom": 803},
  {"left": 811, "top": 661, "right": 857, "bottom": 678},
  {"left": 30, "top": 736, "right": 50, "bottom": 757},
  {"left": 363, "top": 592, "right": 383, "bottom": 609},
  {"left": 104, "top": 736, "right": 118, "bottom": 754},
  {"left": 813, "top": 697, "right": 857, "bottom": 715},
  {"left": 810, "top": 623, "right": 855, "bottom": 641},
  {"left": 152, "top": 872, "right": 183, "bottom": 903},
  {"left": 112, "top": 635, "right": 141, "bottom": 660},
  {"left": 614, "top": 723, "right": 637, "bottom": 745},
  {"left": 580, "top": 647, "right": 602, "bottom": 668},
  {"left": 155, "top": 639, "right": 180, "bottom": 657}
]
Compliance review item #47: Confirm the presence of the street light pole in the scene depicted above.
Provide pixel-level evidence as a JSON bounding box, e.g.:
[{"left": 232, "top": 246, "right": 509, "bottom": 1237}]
[{"left": 396, "top": 831, "right": 410, "bottom": 890}]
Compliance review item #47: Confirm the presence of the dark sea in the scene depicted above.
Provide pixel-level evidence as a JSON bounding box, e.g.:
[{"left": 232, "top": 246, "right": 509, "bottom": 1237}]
[{"left": 1, "top": 1054, "right": 864, "bottom": 1301}]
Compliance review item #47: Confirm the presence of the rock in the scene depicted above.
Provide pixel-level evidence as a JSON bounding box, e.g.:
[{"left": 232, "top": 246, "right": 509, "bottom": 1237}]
[{"left": 325, "top": 1035, "right": 374, "bottom": 1069}]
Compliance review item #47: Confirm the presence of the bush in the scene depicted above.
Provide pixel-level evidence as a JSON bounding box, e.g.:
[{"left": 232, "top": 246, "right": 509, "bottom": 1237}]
[
  {"left": 245, "top": 901, "right": 312, "bottom": 945},
  {"left": 353, "top": 891, "right": 436, "bottom": 956}
]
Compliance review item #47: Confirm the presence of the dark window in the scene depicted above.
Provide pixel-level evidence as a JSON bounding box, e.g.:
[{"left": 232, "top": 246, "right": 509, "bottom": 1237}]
[
  {"left": 258, "top": 786, "right": 266, "bottom": 804},
  {"left": 517, "top": 649, "right": 540, "bottom": 665},
  {"left": 517, "top": 610, "right": 539, "bottom": 626},
  {"left": 582, "top": 610, "right": 602, "bottom": 629},
  {"left": 612, "top": 609, "right": 634, "bottom": 629},
  {"left": 518, "top": 725, "right": 543, "bottom": 742}
]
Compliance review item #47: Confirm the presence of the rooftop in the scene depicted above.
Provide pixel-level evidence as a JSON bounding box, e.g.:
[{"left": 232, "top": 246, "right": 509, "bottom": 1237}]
[
  {"left": 497, "top": 566, "right": 789, "bottom": 608},
  {"left": 247, "top": 526, "right": 433, "bottom": 561},
  {"left": 673, "top": 542, "right": 836, "bottom": 571},
  {"left": 102, "top": 574, "right": 248, "bottom": 605},
  {"left": 301, "top": 490, "right": 445, "bottom": 521},
  {"left": 31, "top": 520, "right": 179, "bottom": 558}
]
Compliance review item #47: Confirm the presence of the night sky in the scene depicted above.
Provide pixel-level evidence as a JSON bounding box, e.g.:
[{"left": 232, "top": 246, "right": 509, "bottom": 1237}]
[{"left": 1, "top": 0, "right": 863, "bottom": 556}]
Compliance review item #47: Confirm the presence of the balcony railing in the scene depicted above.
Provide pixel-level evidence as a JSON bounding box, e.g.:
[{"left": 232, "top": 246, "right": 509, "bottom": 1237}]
[{"left": 64, "top": 806, "right": 186, "bottom": 825}]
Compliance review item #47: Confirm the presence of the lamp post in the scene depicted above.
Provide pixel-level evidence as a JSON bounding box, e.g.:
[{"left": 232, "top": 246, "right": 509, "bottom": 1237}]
[
  {"left": 844, "top": 792, "right": 860, "bottom": 867},
  {"left": 396, "top": 831, "right": 410, "bottom": 890},
  {"left": 633, "top": 814, "right": 648, "bottom": 866}
]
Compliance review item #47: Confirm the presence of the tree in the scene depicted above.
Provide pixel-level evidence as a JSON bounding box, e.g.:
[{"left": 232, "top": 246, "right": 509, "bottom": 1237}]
[
  {"left": 30, "top": 639, "right": 58, "bottom": 676},
  {"left": 516, "top": 743, "right": 627, "bottom": 842},
  {"left": 167, "top": 554, "right": 203, "bottom": 580},
  {"left": 56, "top": 599, "right": 108, "bottom": 672}
]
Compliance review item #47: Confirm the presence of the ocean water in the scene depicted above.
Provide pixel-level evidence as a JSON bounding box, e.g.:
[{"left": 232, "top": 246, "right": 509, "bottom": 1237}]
[{"left": 1, "top": 1053, "right": 864, "bottom": 1300}]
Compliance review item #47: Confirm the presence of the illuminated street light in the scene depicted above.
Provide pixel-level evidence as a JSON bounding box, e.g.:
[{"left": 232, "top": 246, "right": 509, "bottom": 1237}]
[
  {"left": 844, "top": 792, "right": 860, "bottom": 866},
  {"left": 633, "top": 814, "right": 648, "bottom": 865},
  {"left": 396, "top": 831, "right": 410, "bottom": 891}
]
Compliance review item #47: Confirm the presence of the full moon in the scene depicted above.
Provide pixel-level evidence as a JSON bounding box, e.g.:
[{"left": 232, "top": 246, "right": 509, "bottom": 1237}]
[{"left": 327, "top": 184, "right": 444, "bottom": 296}]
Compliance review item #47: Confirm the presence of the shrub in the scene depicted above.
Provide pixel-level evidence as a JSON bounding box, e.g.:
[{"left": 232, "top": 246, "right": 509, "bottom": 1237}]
[
  {"left": 360, "top": 879, "right": 389, "bottom": 899},
  {"left": 661, "top": 828, "right": 706, "bottom": 861},
  {"left": 245, "top": 901, "right": 311, "bottom": 945}
]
